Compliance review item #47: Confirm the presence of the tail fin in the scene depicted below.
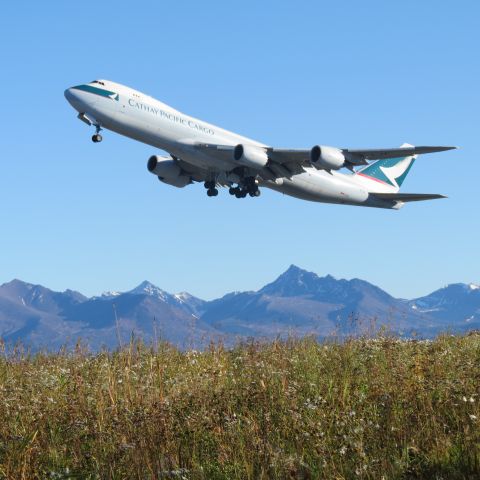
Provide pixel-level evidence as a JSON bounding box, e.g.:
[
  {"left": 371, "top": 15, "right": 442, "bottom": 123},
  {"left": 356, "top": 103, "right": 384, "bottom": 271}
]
[{"left": 357, "top": 143, "right": 417, "bottom": 192}]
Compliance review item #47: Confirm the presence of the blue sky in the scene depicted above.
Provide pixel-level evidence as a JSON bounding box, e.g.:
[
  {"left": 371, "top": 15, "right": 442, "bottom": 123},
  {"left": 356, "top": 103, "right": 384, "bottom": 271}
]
[{"left": 0, "top": 1, "right": 478, "bottom": 300}]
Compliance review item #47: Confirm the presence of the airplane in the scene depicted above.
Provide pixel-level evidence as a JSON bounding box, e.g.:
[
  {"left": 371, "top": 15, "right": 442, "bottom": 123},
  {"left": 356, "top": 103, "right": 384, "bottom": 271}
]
[{"left": 64, "top": 80, "right": 456, "bottom": 209}]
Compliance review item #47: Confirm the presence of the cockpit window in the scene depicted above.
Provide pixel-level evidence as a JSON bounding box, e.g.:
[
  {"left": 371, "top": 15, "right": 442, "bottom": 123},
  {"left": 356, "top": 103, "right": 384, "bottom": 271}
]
[{"left": 90, "top": 80, "right": 105, "bottom": 86}]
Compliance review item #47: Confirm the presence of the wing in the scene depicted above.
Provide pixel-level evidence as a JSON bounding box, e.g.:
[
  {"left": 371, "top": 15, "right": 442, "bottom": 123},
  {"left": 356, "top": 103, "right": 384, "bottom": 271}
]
[
  {"left": 193, "top": 143, "right": 456, "bottom": 180},
  {"left": 266, "top": 145, "right": 456, "bottom": 164},
  {"left": 190, "top": 144, "right": 310, "bottom": 181}
]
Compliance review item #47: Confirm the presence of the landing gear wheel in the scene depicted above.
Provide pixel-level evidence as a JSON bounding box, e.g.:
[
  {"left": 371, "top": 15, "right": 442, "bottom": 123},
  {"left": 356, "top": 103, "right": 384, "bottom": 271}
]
[
  {"left": 204, "top": 181, "right": 215, "bottom": 190},
  {"left": 236, "top": 190, "right": 247, "bottom": 198},
  {"left": 207, "top": 188, "right": 218, "bottom": 197},
  {"left": 92, "top": 134, "right": 103, "bottom": 143},
  {"left": 229, "top": 187, "right": 236, "bottom": 195},
  {"left": 247, "top": 185, "right": 260, "bottom": 197}
]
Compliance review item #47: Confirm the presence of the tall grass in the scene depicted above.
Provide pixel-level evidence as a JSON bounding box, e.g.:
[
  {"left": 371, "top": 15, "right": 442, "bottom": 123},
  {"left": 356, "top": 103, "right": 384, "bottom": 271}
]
[{"left": 0, "top": 334, "right": 479, "bottom": 479}]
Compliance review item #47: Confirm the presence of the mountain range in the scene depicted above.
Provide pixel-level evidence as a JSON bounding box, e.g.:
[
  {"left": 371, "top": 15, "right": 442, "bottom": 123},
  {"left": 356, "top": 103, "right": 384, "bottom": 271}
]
[{"left": 0, "top": 265, "right": 478, "bottom": 350}]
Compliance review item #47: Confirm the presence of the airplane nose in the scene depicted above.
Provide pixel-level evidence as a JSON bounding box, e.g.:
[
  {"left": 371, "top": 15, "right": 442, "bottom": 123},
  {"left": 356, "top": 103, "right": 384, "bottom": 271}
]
[
  {"left": 64, "top": 87, "right": 95, "bottom": 113},
  {"left": 64, "top": 85, "right": 100, "bottom": 114},
  {"left": 64, "top": 87, "right": 79, "bottom": 103},
  {"left": 64, "top": 86, "right": 72, "bottom": 96}
]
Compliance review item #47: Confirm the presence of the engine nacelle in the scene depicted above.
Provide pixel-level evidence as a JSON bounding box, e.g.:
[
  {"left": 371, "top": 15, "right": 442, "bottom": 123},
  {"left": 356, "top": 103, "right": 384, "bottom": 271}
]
[
  {"left": 233, "top": 144, "right": 268, "bottom": 169},
  {"left": 310, "top": 145, "right": 345, "bottom": 170},
  {"left": 147, "top": 155, "right": 191, "bottom": 188}
]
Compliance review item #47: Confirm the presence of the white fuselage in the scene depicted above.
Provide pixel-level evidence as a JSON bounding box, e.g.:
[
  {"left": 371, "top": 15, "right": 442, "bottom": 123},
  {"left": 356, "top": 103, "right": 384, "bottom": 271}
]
[{"left": 64, "top": 80, "right": 398, "bottom": 208}]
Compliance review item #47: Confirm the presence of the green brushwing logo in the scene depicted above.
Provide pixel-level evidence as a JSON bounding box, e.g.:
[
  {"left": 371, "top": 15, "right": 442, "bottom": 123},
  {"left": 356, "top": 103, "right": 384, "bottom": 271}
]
[
  {"left": 361, "top": 156, "right": 416, "bottom": 188},
  {"left": 72, "top": 84, "right": 119, "bottom": 101}
]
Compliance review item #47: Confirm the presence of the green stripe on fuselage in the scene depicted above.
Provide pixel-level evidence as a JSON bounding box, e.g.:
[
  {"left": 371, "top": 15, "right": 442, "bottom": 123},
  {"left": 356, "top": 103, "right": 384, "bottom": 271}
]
[{"left": 72, "top": 84, "right": 119, "bottom": 101}]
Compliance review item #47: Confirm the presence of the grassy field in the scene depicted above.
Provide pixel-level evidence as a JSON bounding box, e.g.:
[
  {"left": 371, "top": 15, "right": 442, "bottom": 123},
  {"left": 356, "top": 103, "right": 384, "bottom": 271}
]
[{"left": 0, "top": 334, "right": 479, "bottom": 479}]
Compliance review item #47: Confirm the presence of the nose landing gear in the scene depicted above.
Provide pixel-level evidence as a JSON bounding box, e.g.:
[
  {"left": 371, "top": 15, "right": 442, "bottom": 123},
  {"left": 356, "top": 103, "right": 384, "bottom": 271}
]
[{"left": 91, "top": 125, "right": 103, "bottom": 143}]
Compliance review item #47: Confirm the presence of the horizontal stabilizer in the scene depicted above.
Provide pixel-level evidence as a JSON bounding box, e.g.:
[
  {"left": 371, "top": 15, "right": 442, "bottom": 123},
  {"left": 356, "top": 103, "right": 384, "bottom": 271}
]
[{"left": 372, "top": 193, "right": 447, "bottom": 202}]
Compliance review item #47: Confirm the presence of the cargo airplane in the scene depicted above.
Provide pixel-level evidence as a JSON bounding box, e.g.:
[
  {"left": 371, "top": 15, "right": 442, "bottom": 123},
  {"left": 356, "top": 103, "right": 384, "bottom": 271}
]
[{"left": 64, "top": 80, "right": 455, "bottom": 209}]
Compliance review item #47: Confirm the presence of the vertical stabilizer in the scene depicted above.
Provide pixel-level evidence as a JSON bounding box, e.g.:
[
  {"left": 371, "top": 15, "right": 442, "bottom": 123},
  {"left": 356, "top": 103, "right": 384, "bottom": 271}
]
[{"left": 357, "top": 143, "right": 417, "bottom": 192}]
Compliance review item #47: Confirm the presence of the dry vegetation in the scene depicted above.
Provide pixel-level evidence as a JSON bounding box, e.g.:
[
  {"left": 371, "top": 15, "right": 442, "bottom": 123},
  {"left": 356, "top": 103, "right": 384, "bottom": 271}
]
[{"left": 0, "top": 334, "right": 479, "bottom": 479}]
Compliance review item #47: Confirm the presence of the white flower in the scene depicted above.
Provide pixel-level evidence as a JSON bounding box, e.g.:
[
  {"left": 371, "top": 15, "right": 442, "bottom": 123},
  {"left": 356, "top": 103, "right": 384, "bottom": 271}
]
[{"left": 469, "top": 414, "right": 477, "bottom": 421}]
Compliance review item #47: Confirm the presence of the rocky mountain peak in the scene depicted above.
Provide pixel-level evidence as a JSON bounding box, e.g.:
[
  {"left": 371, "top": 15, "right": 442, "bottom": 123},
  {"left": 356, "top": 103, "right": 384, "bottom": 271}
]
[
  {"left": 128, "top": 281, "right": 169, "bottom": 300},
  {"left": 259, "top": 265, "right": 336, "bottom": 297}
]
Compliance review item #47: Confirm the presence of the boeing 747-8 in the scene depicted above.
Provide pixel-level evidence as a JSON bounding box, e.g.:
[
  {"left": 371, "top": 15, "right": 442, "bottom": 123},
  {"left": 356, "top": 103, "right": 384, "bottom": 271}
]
[{"left": 64, "top": 80, "right": 455, "bottom": 209}]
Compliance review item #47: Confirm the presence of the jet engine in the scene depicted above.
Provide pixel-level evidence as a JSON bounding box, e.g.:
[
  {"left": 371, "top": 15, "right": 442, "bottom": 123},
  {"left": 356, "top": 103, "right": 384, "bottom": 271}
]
[
  {"left": 233, "top": 144, "right": 269, "bottom": 169},
  {"left": 147, "top": 155, "right": 191, "bottom": 188},
  {"left": 310, "top": 145, "right": 346, "bottom": 170}
]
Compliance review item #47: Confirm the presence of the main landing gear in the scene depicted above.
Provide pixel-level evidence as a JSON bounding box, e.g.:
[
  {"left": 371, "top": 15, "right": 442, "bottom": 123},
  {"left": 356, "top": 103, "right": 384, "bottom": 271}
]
[
  {"left": 204, "top": 177, "right": 261, "bottom": 198},
  {"left": 204, "top": 181, "right": 218, "bottom": 197},
  {"left": 91, "top": 125, "right": 103, "bottom": 143},
  {"left": 228, "top": 177, "right": 261, "bottom": 199}
]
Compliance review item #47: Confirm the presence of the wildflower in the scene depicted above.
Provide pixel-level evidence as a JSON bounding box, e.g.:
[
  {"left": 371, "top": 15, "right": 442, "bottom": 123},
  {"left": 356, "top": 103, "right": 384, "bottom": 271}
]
[
  {"left": 339, "top": 446, "right": 347, "bottom": 455},
  {"left": 356, "top": 466, "right": 368, "bottom": 476},
  {"left": 469, "top": 414, "right": 477, "bottom": 421}
]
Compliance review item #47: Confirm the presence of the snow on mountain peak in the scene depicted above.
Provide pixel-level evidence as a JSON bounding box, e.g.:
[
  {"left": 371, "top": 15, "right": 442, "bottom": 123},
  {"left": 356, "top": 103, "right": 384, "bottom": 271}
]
[
  {"left": 174, "top": 292, "right": 193, "bottom": 303},
  {"left": 101, "top": 291, "right": 121, "bottom": 298},
  {"left": 129, "top": 281, "right": 169, "bottom": 300}
]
